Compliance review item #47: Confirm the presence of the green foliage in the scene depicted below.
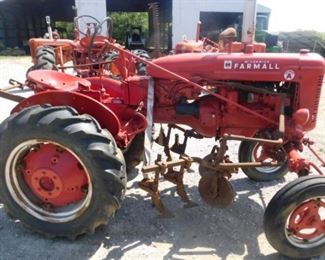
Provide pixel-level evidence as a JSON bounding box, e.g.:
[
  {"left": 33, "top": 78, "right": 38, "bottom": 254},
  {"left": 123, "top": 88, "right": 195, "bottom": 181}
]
[
  {"left": 55, "top": 21, "right": 75, "bottom": 39},
  {"left": 110, "top": 12, "right": 148, "bottom": 44},
  {"left": 279, "top": 30, "right": 325, "bottom": 56}
]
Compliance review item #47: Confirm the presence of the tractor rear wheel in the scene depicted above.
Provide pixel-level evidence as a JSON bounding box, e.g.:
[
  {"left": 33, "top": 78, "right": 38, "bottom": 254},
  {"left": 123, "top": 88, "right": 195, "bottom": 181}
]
[
  {"left": 238, "top": 140, "right": 288, "bottom": 181},
  {"left": 27, "top": 46, "right": 57, "bottom": 76},
  {"left": 264, "top": 176, "right": 325, "bottom": 258},
  {"left": 0, "top": 105, "right": 126, "bottom": 238},
  {"left": 35, "top": 46, "right": 56, "bottom": 70}
]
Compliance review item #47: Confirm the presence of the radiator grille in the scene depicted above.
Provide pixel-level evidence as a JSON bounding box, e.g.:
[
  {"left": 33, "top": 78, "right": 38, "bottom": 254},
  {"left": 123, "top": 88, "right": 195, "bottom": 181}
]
[{"left": 312, "top": 74, "right": 324, "bottom": 122}]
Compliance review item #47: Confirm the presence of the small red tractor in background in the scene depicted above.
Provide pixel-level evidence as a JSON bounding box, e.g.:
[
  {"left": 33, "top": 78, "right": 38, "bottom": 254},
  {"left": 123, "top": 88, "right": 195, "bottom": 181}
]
[
  {"left": 27, "top": 15, "right": 149, "bottom": 78},
  {"left": 174, "top": 22, "right": 267, "bottom": 54},
  {"left": 0, "top": 15, "right": 324, "bottom": 259}
]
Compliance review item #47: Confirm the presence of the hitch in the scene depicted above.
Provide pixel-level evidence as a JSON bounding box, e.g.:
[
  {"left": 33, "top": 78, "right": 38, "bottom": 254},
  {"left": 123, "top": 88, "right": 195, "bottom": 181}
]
[
  {"left": 286, "top": 138, "right": 325, "bottom": 176},
  {"left": 1, "top": 79, "right": 25, "bottom": 92},
  {"left": 0, "top": 79, "right": 26, "bottom": 102}
]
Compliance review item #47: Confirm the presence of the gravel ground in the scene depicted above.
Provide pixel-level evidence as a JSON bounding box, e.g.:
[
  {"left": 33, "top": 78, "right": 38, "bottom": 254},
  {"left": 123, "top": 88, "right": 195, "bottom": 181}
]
[{"left": 0, "top": 57, "right": 324, "bottom": 260}]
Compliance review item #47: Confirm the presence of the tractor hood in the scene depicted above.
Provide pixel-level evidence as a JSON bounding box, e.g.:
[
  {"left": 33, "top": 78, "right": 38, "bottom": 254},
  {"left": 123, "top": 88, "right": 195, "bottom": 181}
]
[{"left": 147, "top": 51, "right": 325, "bottom": 82}]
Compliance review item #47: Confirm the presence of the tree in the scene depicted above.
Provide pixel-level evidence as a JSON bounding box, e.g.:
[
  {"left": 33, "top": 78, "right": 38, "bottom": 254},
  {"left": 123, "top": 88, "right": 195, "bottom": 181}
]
[{"left": 110, "top": 12, "right": 148, "bottom": 45}]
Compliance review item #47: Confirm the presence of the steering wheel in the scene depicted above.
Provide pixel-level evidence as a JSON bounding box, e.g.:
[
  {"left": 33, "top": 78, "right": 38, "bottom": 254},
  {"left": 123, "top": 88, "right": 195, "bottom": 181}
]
[
  {"left": 76, "top": 16, "right": 114, "bottom": 63},
  {"left": 202, "top": 37, "right": 219, "bottom": 52},
  {"left": 101, "top": 16, "right": 113, "bottom": 39},
  {"left": 74, "top": 15, "right": 102, "bottom": 36}
]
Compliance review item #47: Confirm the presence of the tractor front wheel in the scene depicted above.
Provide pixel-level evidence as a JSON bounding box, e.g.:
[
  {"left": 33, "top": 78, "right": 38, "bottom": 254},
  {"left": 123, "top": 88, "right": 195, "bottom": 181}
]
[
  {"left": 264, "top": 176, "right": 325, "bottom": 258},
  {"left": 238, "top": 140, "right": 288, "bottom": 181},
  {"left": 0, "top": 105, "right": 126, "bottom": 238}
]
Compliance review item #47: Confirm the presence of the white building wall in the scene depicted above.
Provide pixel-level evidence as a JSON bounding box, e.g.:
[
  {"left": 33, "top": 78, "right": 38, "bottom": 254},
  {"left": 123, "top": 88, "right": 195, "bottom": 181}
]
[
  {"left": 172, "top": 0, "right": 269, "bottom": 47},
  {"left": 75, "top": 0, "right": 107, "bottom": 35}
]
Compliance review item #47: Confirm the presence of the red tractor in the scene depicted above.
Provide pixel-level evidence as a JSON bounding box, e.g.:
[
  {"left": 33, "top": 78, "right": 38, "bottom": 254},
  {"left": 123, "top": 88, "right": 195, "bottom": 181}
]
[
  {"left": 27, "top": 15, "right": 149, "bottom": 78},
  {"left": 174, "top": 22, "right": 267, "bottom": 54},
  {"left": 0, "top": 32, "right": 324, "bottom": 258}
]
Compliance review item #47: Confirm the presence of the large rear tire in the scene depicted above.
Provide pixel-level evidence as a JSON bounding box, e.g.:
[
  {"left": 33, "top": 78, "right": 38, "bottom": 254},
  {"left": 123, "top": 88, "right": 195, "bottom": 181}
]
[
  {"left": 264, "top": 176, "right": 325, "bottom": 258},
  {"left": 27, "top": 46, "right": 57, "bottom": 76},
  {"left": 0, "top": 105, "right": 126, "bottom": 238},
  {"left": 35, "top": 46, "right": 57, "bottom": 70}
]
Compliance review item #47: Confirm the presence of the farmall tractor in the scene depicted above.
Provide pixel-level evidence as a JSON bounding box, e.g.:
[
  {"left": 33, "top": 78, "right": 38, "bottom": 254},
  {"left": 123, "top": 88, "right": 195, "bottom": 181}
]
[
  {"left": 27, "top": 15, "right": 149, "bottom": 78},
  {"left": 0, "top": 17, "right": 324, "bottom": 260}
]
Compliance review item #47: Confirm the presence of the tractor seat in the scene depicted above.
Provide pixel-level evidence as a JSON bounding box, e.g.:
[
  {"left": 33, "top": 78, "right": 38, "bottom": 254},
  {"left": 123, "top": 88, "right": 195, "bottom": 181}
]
[{"left": 27, "top": 70, "right": 91, "bottom": 92}]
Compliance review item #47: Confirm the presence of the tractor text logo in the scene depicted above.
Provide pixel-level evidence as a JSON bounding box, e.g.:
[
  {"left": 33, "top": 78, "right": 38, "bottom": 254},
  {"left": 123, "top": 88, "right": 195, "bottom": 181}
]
[{"left": 223, "top": 60, "right": 280, "bottom": 70}]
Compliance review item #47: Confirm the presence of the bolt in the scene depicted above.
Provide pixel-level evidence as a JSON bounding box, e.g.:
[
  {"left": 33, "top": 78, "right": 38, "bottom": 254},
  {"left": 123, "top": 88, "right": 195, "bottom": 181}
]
[
  {"left": 56, "top": 146, "right": 64, "bottom": 153},
  {"left": 286, "top": 228, "right": 296, "bottom": 236},
  {"left": 51, "top": 157, "right": 58, "bottom": 164}
]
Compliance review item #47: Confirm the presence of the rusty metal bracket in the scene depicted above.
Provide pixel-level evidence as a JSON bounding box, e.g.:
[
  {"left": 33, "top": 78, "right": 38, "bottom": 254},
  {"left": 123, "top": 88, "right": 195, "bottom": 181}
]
[
  {"left": 141, "top": 153, "right": 197, "bottom": 215},
  {"left": 1, "top": 78, "right": 25, "bottom": 92},
  {"left": 140, "top": 154, "right": 174, "bottom": 218},
  {"left": 163, "top": 156, "right": 198, "bottom": 208},
  {"left": 0, "top": 79, "right": 26, "bottom": 102},
  {"left": 302, "top": 138, "right": 325, "bottom": 175},
  {"left": 222, "top": 133, "right": 283, "bottom": 145},
  {"left": 0, "top": 89, "right": 25, "bottom": 102}
]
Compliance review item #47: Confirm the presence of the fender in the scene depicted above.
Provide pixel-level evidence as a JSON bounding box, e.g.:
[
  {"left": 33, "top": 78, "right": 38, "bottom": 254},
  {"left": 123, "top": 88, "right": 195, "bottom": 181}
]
[{"left": 12, "top": 90, "right": 121, "bottom": 137}]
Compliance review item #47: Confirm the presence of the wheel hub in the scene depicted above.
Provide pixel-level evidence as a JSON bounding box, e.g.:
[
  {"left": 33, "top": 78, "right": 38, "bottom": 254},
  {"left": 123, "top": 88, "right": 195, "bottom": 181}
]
[
  {"left": 288, "top": 198, "right": 325, "bottom": 241},
  {"left": 29, "top": 168, "right": 63, "bottom": 200},
  {"left": 252, "top": 143, "right": 286, "bottom": 173},
  {"left": 23, "top": 144, "right": 88, "bottom": 207}
]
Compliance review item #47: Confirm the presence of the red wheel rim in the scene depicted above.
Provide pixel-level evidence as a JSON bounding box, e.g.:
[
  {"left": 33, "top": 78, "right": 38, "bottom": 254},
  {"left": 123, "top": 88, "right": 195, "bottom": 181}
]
[
  {"left": 23, "top": 143, "right": 88, "bottom": 207},
  {"left": 5, "top": 140, "right": 93, "bottom": 223},
  {"left": 286, "top": 197, "right": 325, "bottom": 248},
  {"left": 251, "top": 143, "right": 286, "bottom": 173}
]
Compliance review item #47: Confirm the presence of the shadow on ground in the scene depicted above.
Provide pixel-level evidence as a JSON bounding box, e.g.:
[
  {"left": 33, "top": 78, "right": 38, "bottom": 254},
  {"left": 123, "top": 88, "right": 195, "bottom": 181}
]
[
  {"left": 98, "top": 172, "right": 287, "bottom": 260},
  {"left": 0, "top": 168, "right": 289, "bottom": 260}
]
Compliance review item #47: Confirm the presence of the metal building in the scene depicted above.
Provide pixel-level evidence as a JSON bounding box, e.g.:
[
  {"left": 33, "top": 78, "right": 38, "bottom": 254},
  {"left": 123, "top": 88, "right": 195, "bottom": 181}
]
[{"left": 0, "top": 0, "right": 270, "bottom": 52}]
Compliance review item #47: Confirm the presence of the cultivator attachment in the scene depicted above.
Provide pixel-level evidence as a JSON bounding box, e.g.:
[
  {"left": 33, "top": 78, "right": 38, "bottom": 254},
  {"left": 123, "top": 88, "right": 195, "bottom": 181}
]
[
  {"left": 198, "top": 175, "right": 235, "bottom": 208},
  {"left": 140, "top": 154, "right": 196, "bottom": 217},
  {"left": 141, "top": 124, "right": 275, "bottom": 215},
  {"left": 140, "top": 123, "right": 324, "bottom": 217}
]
